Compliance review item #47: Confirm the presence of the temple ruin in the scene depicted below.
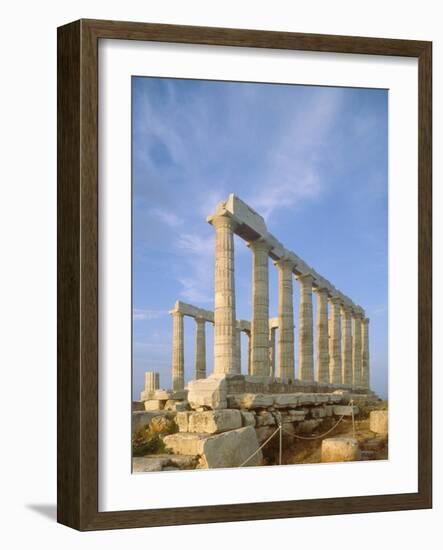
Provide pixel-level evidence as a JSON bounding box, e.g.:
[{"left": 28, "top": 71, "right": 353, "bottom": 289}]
[{"left": 133, "top": 195, "right": 385, "bottom": 472}]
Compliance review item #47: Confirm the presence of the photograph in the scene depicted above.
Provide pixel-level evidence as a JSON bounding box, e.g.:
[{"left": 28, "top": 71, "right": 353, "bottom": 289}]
[{"left": 131, "top": 76, "right": 389, "bottom": 472}]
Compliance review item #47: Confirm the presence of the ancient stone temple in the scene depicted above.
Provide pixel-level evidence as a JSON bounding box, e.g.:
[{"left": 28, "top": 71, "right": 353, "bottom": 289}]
[
  {"left": 169, "top": 194, "right": 371, "bottom": 391},
  {"left": 133, "top": 194, "right": 381, "bottom": 472}
]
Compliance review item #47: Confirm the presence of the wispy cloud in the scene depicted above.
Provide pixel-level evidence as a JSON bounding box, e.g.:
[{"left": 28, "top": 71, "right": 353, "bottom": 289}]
[
  {"left": 133, "top": 309, "right": 168, "bottom": 321},
  {"left": 150, "top": 207, "right": 183, "bottom": 227}
]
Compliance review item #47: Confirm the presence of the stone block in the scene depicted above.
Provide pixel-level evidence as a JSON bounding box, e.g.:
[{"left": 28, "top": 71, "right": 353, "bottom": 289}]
[
  {"left": 324, "top": 405, "right": 333, "bottom": 417},
  {"left": 369, "top": 410, "right": 388, "bottom": 435},
  {"left": 255, "top": 411, "right": 276, "bottom": 427},
  {"left": 176, "top": 411, "right": 192, "bottom": 432},
  {"left": 311, "top": 407, "right": 326, "bottom": 419},
  {"left": 171, "top": 390, "right": 188, "bottom": 401},
  {"left": 132, "top": 457, "right": 167, "bottom": 472},
  {"left": 321, "top": 437, "right": 361, "bottom": 462},
  {"left": 144, "top": 400, "right": 165, "bottom": 411},
  {"left": 255, "top": 426, "right": 276, "bottom": 444},
  {"left": 241, "top": 411, "right": 256, "bottom": 427},
  {"left": 132, "top": 400, "right": 145, "bottom": 411},
  {"left": 188, "top": 375, "right": 228, "bottom": 410},
  {"left": 188, "top": 410, "right": 242, "bottom": 434},
  {"left": 228, "top": 393, "right": 274, "bottom": 409},
  {"left": 163, "top": 433, "right": 209, "bottom": 455},
  {"left": 173, "top": 400, "right": 189, "bottom": 412},
  {"left": 154, "top": 389, "right": 173, "bottom": 400},
  {"left": 200, "top": 426, "right": 262, "bottom": 468},
  {"left": 333, "top": 405, "right": 359, "bottom": 417},
  {"left": 297, "top": 393, "right": 318, "bottom": 405},
  {"left": 274, "top": 394, "right": 300, "bottom": 408}
]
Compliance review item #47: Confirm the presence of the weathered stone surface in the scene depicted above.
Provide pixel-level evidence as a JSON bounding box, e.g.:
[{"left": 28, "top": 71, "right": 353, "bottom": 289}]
[
  {"left": 173, "top": 400, "right": 189, "bottom": 412},
  {"left": 200, "top": 426, "right": 262, "bottom": 468},
  {"left": 188, "top": 410, "right": 242, "bottom": 434},
  {"left": 255, "top": 426, "right": 276, "bottom": 443},
  {"left": 171, "top": 390, "right": 188, "bottom": 401},
  {"left": 132, "top": 400, "right": 145, "bottom": 411},
  {"left": 324, "top": 405, "right": 333, "bottom": 417},
  {"left": 255, "top": 411, "right": 276, "bottom": 427},
  {"left": 241, "top": 411, "right": 256, "bottom": 427},
  {"left": 149, "top": 415, "right": 176, "bottom": 434},
  {"left": 370, "top": 410, "right": 388, "bottom": 434},
  {"left": 333, "top": 405, "right": 359, "bottom": 416},
  {"left": 228, "top": 393, "right": 274, "bottom": 409},
  {"left": 154, "top": 389, "right": 173, "bottom": 400},
  {"left": 132, "top": 457, "right": 166, "bottom": 472},
  {"left": 176, "top": 411, "right": 192, "bottom": 432},
  {"left": 321, "top": 437, "right": 361, "bottom": 462},
  {"left": 311, "top": 407, "right": 326, "bottom": 419},
  {"left": 163, "top": 433, "right": 209, "bottom": 455},
  {"left": 297, "top": 393, "right": 318, "bottom": 405},
  {"left": 132, "top": 411, "right": 170, "bottom": 432},
  {"left": 144, "top": 399, "right": 165, "bottom": 411},
  {"left": 188, "top": 375, "right": 228, "bottom": 410},
  {"left": 287, "top": 410, "right": 306, "bottom": 421},
  {"left": 274, "top": 394, "right": 300, "bottom": 408}
]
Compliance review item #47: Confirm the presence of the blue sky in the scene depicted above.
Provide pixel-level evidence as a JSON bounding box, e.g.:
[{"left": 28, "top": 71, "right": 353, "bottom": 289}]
[{"left": 132, "top": 77, "right": 388, "bottom": 399}]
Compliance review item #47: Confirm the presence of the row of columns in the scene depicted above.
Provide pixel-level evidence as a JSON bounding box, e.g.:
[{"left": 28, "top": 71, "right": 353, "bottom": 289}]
[{"left": 209, "top": 212, "right": 370, "bottom": 388}]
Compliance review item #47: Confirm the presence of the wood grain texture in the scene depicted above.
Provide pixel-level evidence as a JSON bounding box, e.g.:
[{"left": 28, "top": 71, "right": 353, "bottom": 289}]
[{"left": 57, "top": 19, "right": 432, "bottom": 531}]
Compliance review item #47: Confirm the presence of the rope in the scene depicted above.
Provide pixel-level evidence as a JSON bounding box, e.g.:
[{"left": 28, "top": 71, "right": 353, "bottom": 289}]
[
  {"left": 280, "top": 399, "right": 356, "bottom": 441},
  {"left": 239, "top": 425, "right": 281, "bottom": 467}
]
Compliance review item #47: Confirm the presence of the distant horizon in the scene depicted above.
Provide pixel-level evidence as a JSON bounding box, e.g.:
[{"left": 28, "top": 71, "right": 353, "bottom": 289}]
[{"left": 132, "top": 76, "right": 388, "bottom": 400}]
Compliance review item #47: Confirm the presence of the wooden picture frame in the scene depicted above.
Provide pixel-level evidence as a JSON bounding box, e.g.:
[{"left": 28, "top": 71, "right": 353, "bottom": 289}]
[{"left": 57, "top": 18, "right": 432, "bottom": 530}]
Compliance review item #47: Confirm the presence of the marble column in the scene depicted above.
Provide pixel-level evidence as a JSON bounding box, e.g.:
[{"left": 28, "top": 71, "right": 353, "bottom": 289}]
[
  {"left": 275, "top": 259, "right": 295, "bottom": 380},
  {"left": 194, "top": 317, "right": 206, "bottom": 380},
  {"left": 234, "top": 325, "right": 242, "bottom": 374},
  {"left": 250, "top": 240, "right": 271, "bottom": 376},
  {"left": 171, "top": 310, "right": 184, "bottom": 391},
  {"left": 328, "top": 296, "right": 342, "bottom": 384},
  {"left": 361, "top": 317, "right": 370, "bottom": 389},
  {"left": 298, "top": 274, "right": 315, "bottom": 381},
  {"left": 352, "top": 310, "right": 363, "bottom": 387},
  {"left": 341, "top": 305, "right": 353, "bottom": 385},
  {"left": 315, "top": 287, "right": 329, "bottom": 383},
  {"left": 145, "top": 371, "right": 160, "bottom": 393},
  {"left": 210, "top": 214, "right": 237, "bottom": 374},
  {"left": 269, "top": 327, "right": 276, "bottom": 377}
]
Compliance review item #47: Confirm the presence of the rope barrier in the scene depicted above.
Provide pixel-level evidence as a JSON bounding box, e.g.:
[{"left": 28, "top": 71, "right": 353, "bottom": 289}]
[
  {"left": 239, "top": 425, "right": 281, "bottom": 467},
  {"left": 238, "top": 399, "right": 356, "bottom": 466}
]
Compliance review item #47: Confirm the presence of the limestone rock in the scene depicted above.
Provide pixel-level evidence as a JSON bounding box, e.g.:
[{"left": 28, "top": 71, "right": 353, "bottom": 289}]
[
  {"left": 333, "top": 405, "right": 359, "bottom": 416},
  {"left": 228, "top": 393, "right": 274, "bottom": 409},
  {"left": 144, "top": 399, "right": 165, "bottom": 411},
  {"left": 311, "top": 407, "right": 326, "bottom": 419},
  {"left": 255, "top": 411, "right": 276, "bottom": 427},
  {"left": 163, "top": 433, "right": 209, "bottom": 455},
  {"left": 274, "top": 394, "right": 300, "bottom": 408},
  {"left": 241, "top": 411, "right": 256, "bottom": 427},
  {"left": 132, "top": 457, "right": 167, "bottom": 472},
  {"left": 200, "top": 426, "right": 262, "bottom": 468},
  {"left": 369, "top": 410, "right": 388, "bottom": 434},
  {"left": 187, "top": 375, "right": 228, "bottom": 410},
  {"left": 176, "top": 411, "right": 192, "bottom": 432},
  {"left": 132, "top": 400, "right": 145, "bottom": 411},
  {"left": 321, "top": 437, "right": 361, "bottom": 462},
  {"left": 154, "top": 390, "right": 173, "bottom": 400},
  {"left": 187, "top": 410, "right": 242, "bottom": 434}
]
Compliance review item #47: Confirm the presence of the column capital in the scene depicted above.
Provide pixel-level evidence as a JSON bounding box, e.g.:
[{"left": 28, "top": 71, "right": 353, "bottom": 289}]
[
  {"left": 340, "top": 303, "right": 353, "bottom": 315},
  {"left": 247, "top": 237, "right": 273, "bottom": 253},
  {"left": 351, "top": 307, "right": 364, "bottom": 319},
  {"left": 329, "top": 294, "right": 342, "bottom": 305},
  {"left": 194, "top": 315, "right": 206, "bottom": 325},
  {"left": 169, "top": 308, "right": 184, "bottom": 318},
  {"left": 274, "top": 257, "right": 296, "bottom": 271},
  {"left": 362, "top": 317, "right": 370, "bottom": 325},
  {"left": 207, "top": 211, "right": 238, "bottom": 231},
  {"left": 296, "top": 272, "right": 315, "bottom": 285},
  {"left": 313, "top": 285, "right": 329, "bottom": 295}
]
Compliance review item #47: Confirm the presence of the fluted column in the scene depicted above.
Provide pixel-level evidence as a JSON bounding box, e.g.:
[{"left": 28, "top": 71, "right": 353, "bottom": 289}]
[
  {"left": 352, "top": 309, "right": 363, "bottom": 387},
  {"left": 194, "top": 317, "right": 206, "bottom": 379},
  {"left": 269, "top": 327, "right": 276, "bottom": 377},
  {"left": 245, "top": 330, "right": 251, "bottom": 375},
  {"left": 145, "top": 371, "right": 160, "bottom": 393},
  {"left": 341, "top": 305, "right": 353, "bottom": 385},
  {"left": 361, "top": 318, "right": 370, "bottom": 389},
  {"left": 234, "top": 325, "right": 242, "bottom": 374},
  {"left": 328, "top": 296, "right": 342, "bottom": 384},
  {"left": 171, "top": 310, "right": 184, "bottom": 391},
  {"left": 249, "top": 239, "right": 271, "bottom": 376},
  {"left": 210, "top": 214, "right": 237, "bottom": 374},
  {"left": 298, "top": 274, "right": 314, "bottom": 381},
  {"left": 275, "top": 259, "right": 295, "bottom": 379},
  {"left": 315, "top": 287, "right": 329, "bottom": 383}
]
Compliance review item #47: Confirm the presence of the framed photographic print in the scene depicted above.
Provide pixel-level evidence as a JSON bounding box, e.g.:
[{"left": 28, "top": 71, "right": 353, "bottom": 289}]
[{"left": 57, "top": 19, "right": 432, "bottom": 530}]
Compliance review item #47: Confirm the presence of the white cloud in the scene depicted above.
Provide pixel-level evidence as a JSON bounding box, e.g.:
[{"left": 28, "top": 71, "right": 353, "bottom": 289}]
[
  {"left": 133, "top": 309, "right": 168, "bottom": 321},
  {"left": 150, "top": 207, "right": 183, "bottom": 227}
]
